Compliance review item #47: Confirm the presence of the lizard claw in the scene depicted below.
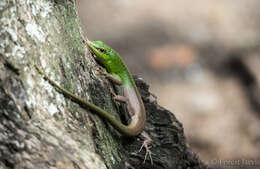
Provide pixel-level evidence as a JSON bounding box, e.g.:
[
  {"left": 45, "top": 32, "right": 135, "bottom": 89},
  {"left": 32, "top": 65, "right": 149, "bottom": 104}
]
[{"left": 138, "top": 135, "right": 153, "bottom": 165}]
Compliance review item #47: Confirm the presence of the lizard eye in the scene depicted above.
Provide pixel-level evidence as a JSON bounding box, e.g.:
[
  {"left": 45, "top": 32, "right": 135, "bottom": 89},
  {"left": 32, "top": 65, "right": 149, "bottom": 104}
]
[{"left": 97, "top": 48, "right": 105, "bottom": 53}]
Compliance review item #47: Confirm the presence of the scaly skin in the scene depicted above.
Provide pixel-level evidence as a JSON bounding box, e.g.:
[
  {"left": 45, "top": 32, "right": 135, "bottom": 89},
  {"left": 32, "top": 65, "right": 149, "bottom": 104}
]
[
  {"left": 86, "top": 40, "right": 146, "bottom": 136},
  {"left": 35, "top": 40, "right": 146, "bottom": 137}
]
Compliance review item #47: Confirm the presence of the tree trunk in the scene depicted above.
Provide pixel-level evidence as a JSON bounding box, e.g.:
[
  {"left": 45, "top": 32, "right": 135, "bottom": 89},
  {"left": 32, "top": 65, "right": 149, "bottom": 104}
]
[{"left": 0, "top": 0, "right": 209, "bottom": 169}]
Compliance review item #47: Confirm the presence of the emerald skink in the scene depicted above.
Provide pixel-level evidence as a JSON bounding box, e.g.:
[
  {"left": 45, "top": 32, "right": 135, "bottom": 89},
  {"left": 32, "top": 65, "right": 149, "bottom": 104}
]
[
  {"left": 86, "top": 40, "right": 146, "bottom": 136},
  {"left": 35, "top": 40, "right": 146, "bottom": 136}
]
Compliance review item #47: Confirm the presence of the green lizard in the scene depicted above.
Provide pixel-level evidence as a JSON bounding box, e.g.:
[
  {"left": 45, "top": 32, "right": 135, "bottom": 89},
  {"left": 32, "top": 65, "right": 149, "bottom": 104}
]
[{"left": 35, "top": 40, "right": 152, "bottom": 163}]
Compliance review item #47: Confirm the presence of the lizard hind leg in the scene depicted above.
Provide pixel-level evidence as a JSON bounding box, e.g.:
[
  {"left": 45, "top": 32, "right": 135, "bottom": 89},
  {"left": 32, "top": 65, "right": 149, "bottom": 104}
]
[{"left": 139, "top": 131, "right": 153, "bottom": 165}]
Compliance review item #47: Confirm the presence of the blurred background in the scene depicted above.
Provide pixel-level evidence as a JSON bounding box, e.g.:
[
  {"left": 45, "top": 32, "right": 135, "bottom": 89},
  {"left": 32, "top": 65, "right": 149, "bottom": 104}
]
[{"left": 77, "top": 0, "right": 260, "bottom": 168}]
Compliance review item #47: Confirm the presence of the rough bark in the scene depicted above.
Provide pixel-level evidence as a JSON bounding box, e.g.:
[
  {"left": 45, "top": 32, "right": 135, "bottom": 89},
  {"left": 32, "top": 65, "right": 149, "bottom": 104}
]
[{"left": 0, "top": 0, "right": 208, "bottom": 169}]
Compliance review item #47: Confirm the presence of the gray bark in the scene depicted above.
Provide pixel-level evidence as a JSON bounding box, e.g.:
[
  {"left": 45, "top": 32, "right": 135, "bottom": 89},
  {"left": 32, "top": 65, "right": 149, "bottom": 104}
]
[{"left": 0, "top": 0, "right": 208, "bottom": 169}]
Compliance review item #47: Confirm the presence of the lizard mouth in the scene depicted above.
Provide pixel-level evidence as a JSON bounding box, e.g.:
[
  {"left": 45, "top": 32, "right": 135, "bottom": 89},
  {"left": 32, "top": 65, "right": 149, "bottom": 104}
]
[{"left": 86, "top": 41, "right": 105, "bottom": 53}]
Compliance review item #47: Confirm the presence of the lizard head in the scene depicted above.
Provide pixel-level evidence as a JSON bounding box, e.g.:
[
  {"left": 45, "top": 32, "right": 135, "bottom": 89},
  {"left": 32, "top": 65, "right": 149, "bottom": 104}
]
[{"left": 86, "top": 40, "right": 122, "bottom": 73}]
